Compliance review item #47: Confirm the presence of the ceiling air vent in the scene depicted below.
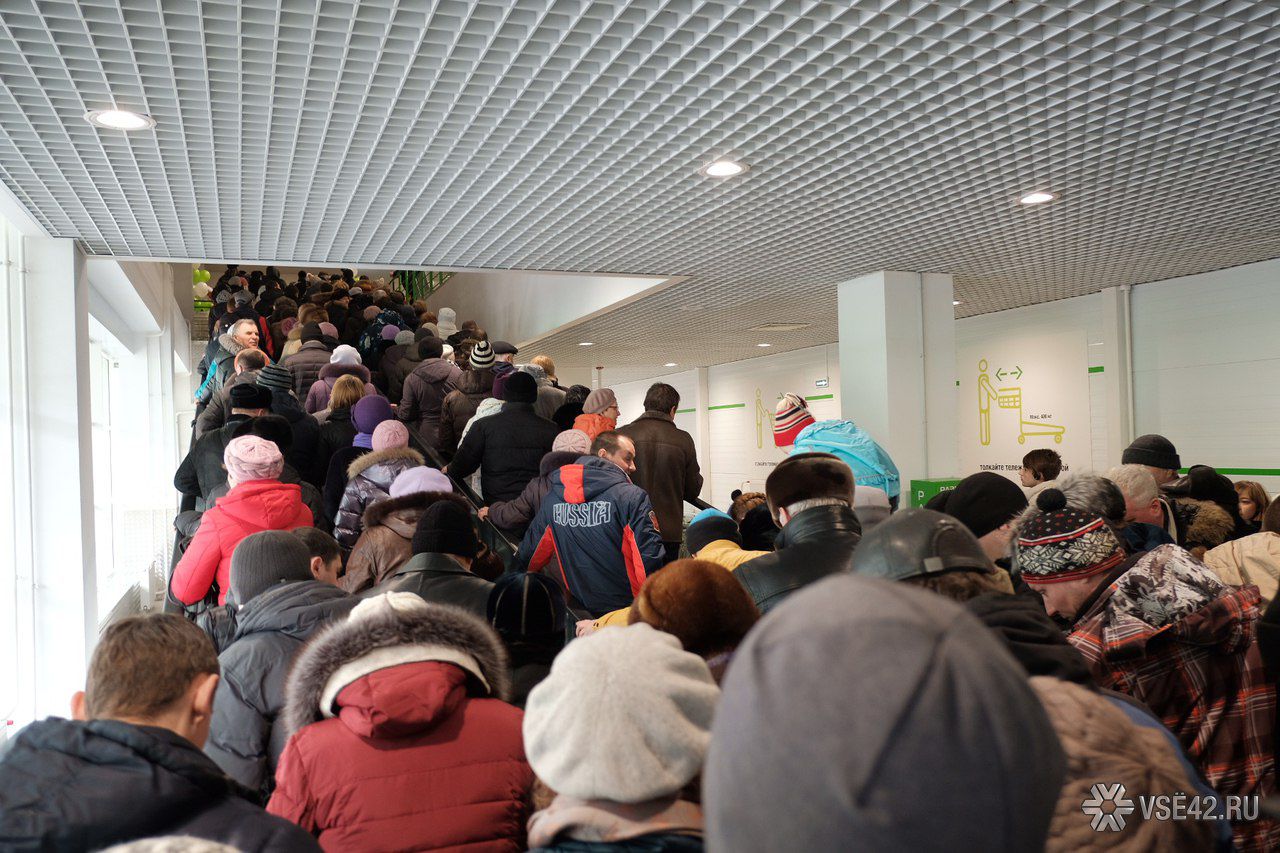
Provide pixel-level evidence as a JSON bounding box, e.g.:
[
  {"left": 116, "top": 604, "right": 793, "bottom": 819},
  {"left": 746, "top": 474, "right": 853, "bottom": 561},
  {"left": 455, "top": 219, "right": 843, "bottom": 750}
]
[{"left": 748, "top": 323, "right": 811, "bottom": 332}]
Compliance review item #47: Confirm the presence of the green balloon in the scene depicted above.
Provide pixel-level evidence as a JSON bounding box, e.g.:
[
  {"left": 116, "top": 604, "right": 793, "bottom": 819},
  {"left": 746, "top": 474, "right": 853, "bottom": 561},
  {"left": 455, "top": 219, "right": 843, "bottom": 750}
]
[
  {"left": 193, "top": 267, "right": 201, "bottom": 284},
  {"left": 199, "top": 269, "right": 211, "bottom": 283}
]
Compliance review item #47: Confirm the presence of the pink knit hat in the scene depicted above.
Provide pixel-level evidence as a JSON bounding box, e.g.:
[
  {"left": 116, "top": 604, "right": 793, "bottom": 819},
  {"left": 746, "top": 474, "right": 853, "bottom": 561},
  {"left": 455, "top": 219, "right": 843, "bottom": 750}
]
[
  {"left": 224, "top": 435, "right": 284, "bottom": 483},
  {"left": 553, "top": 429, "right": 592, "bottom": 455},
  {"left": 372, "top": 419, "right": 409, "bottom": 451},
  {"left": 773, "top": 392, "right": 815, "bottom": 447},
  {"left": 318, "top": 321, "right": 339, "bottom": 338}
]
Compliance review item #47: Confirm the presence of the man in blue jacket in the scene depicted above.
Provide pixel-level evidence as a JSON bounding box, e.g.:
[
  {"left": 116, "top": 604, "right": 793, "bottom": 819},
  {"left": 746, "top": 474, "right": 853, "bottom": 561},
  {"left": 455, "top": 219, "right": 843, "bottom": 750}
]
[{"left": 515, "top": 431, "right": 665, "bottom": 616}]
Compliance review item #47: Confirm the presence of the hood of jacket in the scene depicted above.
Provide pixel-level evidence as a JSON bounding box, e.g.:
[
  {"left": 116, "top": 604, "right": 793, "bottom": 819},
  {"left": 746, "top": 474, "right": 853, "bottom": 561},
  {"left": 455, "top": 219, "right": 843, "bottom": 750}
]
[
  {"left": 1169, "top": 496, "right": 1236, "bottom": 554},
  {"left": 410, "top": 357, "right": 460, "bottom": 383},
  {"left": 0, "top": 718, "right": 256, "bottom": 847},
  {"left": 573, "top": 412, "right": 617, "bottom": 434},
  {"left": 232, "top": 579, "right": 355, "bottom": 641},
  {"left": 1204, "top": 532, "right": 1280, "bottom": 602},
  {"left": 549, "top": 455, "right": 634, "bottom": 502},
  {"left": 456, "top": 367, "right": 494, "bottom": 395},
  {"left": 298, "top": 339, "right": 330, "bottom": 354},
  {"left": 346, "top": 446, "right": 425, "bottom": 480},
  {"left": 216, "top": 332, "right": 247, "bottom": 357},
  {"left": 1081, "top": 544, "right": 1261, "bottom": 661},
  {"left": 791, "top": 419, "right": 901, "bottom": 499},
  {"left": 318, "top": 362, "right": 372, "bottom": 383},
  {"left": 775, "top": 503, "right": 862, "bottom": 550},
  {"left": 362, "top": 490, "right": 465, "bottom": 533},
  {"left": 540, "top": 450, "right": 582, "bottom": 477},
  {"left": 283, "top": 599, "right": 510, "bottom": 737},
  {"left": 963, "top": 592, "right": 1094, "bottom": 686},
  {"left": 216, "top": 480, "right": 307, "bottom": 528}
]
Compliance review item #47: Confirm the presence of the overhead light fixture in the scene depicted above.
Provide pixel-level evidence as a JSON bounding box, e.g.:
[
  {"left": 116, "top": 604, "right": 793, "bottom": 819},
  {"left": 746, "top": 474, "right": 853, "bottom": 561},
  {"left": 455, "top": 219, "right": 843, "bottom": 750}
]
[
  {"left": 700, "top": 159, "right": 748, "bottom": 178},
  {"left": 664, "top": 362, "right": 677, "bottom": 368},
  {"left": 953, "top": 300, "right": 963, "bottom": 306},
  {"left": 748, "top": 322, "right": 810, "bottom": 332},
  {"left": 756, "top": 343, "right": 772, "bottom": 348},
  {"left": 1019, "top": 191, "right": 1056, "bottom": 205},
  {"left": 84, "top": 108, "right": 156, "bottom": 131},
  {"left": 577, "top": 341, "right": 594, "bottom": 347}
]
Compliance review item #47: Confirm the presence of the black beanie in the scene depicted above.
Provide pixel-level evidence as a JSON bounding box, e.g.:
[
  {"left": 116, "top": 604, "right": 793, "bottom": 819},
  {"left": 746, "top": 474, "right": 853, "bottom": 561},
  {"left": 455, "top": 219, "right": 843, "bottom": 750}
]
[
  {"left": 502, "top": 371, "right": 538, "bottom": 404},
  {"left": 1121, "top": 434, "right": 1181, "bottom": 471},
  {"left": 229, "top": 383, "right": 273, "bottom": 411},
  {"left": 233, "top": 414, "right": 294, "bottom": 454},
  {"left": 739, "top": 503, "right": 781, "bottom": 551},
  {"left": 229, "top": 530, "right": 313, "bottom": 605},
  {"left": 936, "top": 472, "right": 1028, "bottom": 540},
  {"left": 686, "top": 512, "right": 743, "bottom": 555},
  {"left": 300, "top": 322, "right": 323, "bottom": 342},
  {"left": 418, "top": 337, "right": 444, "bottom": 360},
  {"left": 488, "top": 572, "right": 566, "bottom": 643},
  {"left": 411, "top": 500, "right": 480, "bottom": 558}
]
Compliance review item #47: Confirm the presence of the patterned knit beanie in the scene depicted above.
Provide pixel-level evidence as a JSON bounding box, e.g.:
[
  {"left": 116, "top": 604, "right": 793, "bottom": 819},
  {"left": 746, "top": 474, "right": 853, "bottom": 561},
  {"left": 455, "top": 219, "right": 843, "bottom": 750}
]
[
  {"left": 1015, "top": 489, "right": 1125, "bottom": 585},
  {"left": 773, "top": 393, "right": 816, "bottom": 447}
]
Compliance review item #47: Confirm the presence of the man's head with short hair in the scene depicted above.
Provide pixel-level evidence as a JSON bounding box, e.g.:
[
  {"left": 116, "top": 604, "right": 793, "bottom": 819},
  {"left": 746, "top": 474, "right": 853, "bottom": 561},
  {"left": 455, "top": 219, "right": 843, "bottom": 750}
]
[
  {"left": 228, "top": 318, "right": 259, "bottom": 349},
  {"left": 1020, "top": 448, "right": 1062, "bottom": 487},
  {"left": 73, "top": 615, "right": 220, "bottom": 748},
  {"left": 233, "top": 348, "right": 268, "bottom": 374},
  {"left": 1104, "top": 464, "right": 1163, "bottom": 526},
  {"left": 765, "top": 453, "right": 856, "bottom": 526},
  {"left": 591, "top": 431, "right": 637, "bottom": 475},
  {"left": 293, "top": 527, "right": 344, "bottom": 585},
  {"left": 643, "top": 382, "right": 680, "bottom": 416}
]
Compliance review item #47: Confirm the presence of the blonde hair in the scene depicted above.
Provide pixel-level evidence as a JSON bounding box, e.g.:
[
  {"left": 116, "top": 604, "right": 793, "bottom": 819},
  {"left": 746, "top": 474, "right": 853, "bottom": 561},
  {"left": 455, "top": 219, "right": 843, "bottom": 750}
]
[
  {"left": 329, "top": 374, "right": 365, "bottom": 410},
  {"left": 532, "top": 355, "right": 557, "bottom": 379}
]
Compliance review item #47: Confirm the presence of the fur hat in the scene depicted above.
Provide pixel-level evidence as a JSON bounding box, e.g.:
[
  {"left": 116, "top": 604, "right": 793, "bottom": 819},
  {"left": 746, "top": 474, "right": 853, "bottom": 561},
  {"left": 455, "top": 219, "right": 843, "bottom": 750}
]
[
  {"left": 1122, "top": 434, "right": 1181, "bottom": 471},
  {"left": 773, "top": 392, "right": 816, "bottom": 447},
  {"left": 629, "top": 559, "right": 760, "bottom": 658},
  {"left": 229, "top": 383, "right": 272, "bottom": 411},
  {"left": 371, "top": 419, "right": 409, "bottom": 451},
  {"left": 1014, "top": 489, "right": 1125, "bottom": 585},
  {"left": 411, "top": 500, "right": 479, "bottom": 558},
  {"left": 766, "top": 452, "right": 855, "bottom": 514},
  {"left": 523, "top": 623, "right": 719, "bottom": 803},
  {"left": 390, "top": 466, "right": 453, "bottom": 498},
  {"left": 229, "top": 530, "right": 312, "bottom": 606},
  {"left": 502, "top": 372, "right": 538, "bottom": 404},
  {"left": 582, "top": 388, "right": 617, "bottom": 415},
  {"left": 552, "top": 429, "right": 591, "bottom": 455},
  {"left": 223, "top": 435, "right": 284, "bottom": 483}
]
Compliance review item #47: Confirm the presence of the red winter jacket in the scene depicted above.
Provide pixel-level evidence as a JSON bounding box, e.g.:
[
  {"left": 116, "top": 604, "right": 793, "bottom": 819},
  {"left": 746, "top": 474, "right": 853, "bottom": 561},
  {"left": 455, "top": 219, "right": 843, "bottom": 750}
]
[
  {"left": 171, "top": 480, "right": 313, "bottom": 606},
  {"left": 268, "top": 661, "right": 532, "bottom": 851}
]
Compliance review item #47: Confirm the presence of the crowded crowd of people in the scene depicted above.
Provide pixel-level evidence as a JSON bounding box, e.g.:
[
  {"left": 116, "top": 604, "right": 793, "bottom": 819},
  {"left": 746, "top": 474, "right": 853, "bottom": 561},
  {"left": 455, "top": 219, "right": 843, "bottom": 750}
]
[{"left": 2, "top": 264, "right": 1280, "bottom": 851}]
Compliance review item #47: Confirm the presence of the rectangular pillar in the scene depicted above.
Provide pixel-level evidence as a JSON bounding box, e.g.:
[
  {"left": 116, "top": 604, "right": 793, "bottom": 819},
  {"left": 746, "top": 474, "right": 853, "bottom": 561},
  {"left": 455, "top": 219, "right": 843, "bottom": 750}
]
[
  {"left": 837, "top": 271, "right": 957, "bottom": 487},
  {"left": 1100, "top": 285, "right": 1135, "bottom": 465},
  {"left": 695, "top": 366, "right": 711, "bottom": 503},
  {"left": 21, "top": 237, "right": 97, "bottom": 718}
]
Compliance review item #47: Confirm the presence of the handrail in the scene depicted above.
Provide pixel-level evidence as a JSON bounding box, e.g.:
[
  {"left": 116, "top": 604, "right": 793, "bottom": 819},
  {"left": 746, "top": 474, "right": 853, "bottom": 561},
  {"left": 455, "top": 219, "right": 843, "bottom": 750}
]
[{"left": 686, "top": 497, "right": 713, "bottom": 512}]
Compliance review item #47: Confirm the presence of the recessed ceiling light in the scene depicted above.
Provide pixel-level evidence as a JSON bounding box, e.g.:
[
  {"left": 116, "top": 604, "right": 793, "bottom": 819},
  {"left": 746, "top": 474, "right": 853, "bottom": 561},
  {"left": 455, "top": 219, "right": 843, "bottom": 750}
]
[
  {"left": 756, "top": 343, "right": 772, "bottom": 348},
  {"left": 953, "top": 300, "right": 963, "bottom": 306},
  {"left": 700, "top": 159, "right": 748, "bottom": 178},
  {"left": 577, "top": 341, "right": 594, "bottom": 346},
  {"left": 1019, "top": 191, "right": 1056, "bottom": 205},
  {"left": 664, "top": 362, "right": 677, "bottom": 368},
  {"left": 84, "top": 109, "right": 156, "bottom": 131}
]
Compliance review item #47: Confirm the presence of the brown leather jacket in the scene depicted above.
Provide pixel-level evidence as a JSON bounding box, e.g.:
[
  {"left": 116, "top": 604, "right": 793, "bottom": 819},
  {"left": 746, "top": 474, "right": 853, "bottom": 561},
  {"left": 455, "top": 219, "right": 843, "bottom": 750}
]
[
  {"left": 342, "top": 491, "right": 469, "bottom": 594},
  {"left": 617, "top": 411, "right": 703, "bottom": 542}
]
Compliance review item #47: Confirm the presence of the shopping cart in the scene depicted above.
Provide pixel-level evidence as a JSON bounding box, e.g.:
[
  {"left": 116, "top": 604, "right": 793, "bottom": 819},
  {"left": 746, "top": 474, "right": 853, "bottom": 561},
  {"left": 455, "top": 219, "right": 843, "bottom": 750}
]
[{"left": 997, "top": 387, "right": 1065, "bottom": 444}]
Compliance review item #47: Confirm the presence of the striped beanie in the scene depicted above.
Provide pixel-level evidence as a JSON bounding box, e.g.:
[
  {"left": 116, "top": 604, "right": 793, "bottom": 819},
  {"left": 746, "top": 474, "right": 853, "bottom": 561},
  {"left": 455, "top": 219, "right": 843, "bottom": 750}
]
[
  {"left": 1015, "top": 489, "right": 1125, "bottom": 585},
  {"left": 773, "top": 393, "right": 816, "bottom": 447},
  {"left": 470, "top": 339, "right": 495, "bottom": 369}
]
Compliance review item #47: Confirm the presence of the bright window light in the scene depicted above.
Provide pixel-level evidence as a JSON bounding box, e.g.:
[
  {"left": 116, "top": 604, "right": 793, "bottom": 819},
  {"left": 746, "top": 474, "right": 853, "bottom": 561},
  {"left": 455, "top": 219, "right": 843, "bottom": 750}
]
[{"left": 84, "top": 109, "right": 156, "bottom": 131}]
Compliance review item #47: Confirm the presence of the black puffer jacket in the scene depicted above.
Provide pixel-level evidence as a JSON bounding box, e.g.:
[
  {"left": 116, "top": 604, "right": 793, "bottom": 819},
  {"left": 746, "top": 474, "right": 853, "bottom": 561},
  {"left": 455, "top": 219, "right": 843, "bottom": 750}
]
[
  {"left": 269, "top": 389, "right": 321, "bottom": 479},
  {"left": 333, "top": 447, "right": 425, "bottom": 548},
  {"left": 311, "top": 406, "right": 357, "bottom": 487},
  {"left": 439, "top": 368, "right": 495, "bottom": 455},
  {"left": 174, "top": 416, "right": 253, "bottom": 508},
  {"left": 735, "top": 504, "right": 862, "bottom": 613},
  {"left": 371, "top": 551, "right": 494, "bottom": 621},
  {"left": 205, "top": 580, "right": 356, "bottom": 798},
  {"left": 448, "top": 402, "right": 560, "bottom": 504},
  {"left": 0, "top": 717, "right": 319, "bottom": 851}
]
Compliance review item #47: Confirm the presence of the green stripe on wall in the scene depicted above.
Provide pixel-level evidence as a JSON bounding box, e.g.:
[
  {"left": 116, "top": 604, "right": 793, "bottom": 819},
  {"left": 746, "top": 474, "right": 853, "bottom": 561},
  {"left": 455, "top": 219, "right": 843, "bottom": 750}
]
[
  {"left": 675, "top": 408, "right": 695, "bottom": 414},
  {"left": 707, "top": 403, "right": 746, "bottom": 411},
  {"left": 1179, "top": 468, "right": 1280, "bottom": 477},
  {"left": 805, "top": 394, "right": 834, "bottom": 401},
  {"left": 1088, "top": 366, "right": 1105, "bottom": 374}
]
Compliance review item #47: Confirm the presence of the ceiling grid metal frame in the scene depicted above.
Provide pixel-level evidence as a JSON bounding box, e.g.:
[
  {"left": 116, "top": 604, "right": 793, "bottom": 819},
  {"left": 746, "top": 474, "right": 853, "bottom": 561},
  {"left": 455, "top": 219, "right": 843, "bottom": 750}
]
[{"left": 0, "top": 0, "right": 1278, "bottom": 383}]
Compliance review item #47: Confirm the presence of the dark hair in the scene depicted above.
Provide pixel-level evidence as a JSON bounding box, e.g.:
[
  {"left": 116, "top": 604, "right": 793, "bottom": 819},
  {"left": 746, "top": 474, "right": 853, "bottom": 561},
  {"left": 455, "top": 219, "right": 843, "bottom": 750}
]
[
  {"left": 590, "top": 430, "right": 629, "bottom": 457},
  {"left": 86, "top": 615, "right": 219, "bottom": 719},
  {"left": 564, "top": 384, "right": 592, "bottom": 406},
  {"left": 293, "top": 527, "right": 341, "bottom": 566},
  {"left": 1262, "top": 498, "right": 1280, "bottom": 534},
  {"left": 901, "top": 569, "right": 1015, "bottom": 603},
  {"left": 1022, "top": 449, "right": 1062, "bottom": 483},
  {"left": 235, "top": 414, "right": 293, "bottom": 453},
  {"left": 643, "top": 383, "right": 680, "bottom": 414}
]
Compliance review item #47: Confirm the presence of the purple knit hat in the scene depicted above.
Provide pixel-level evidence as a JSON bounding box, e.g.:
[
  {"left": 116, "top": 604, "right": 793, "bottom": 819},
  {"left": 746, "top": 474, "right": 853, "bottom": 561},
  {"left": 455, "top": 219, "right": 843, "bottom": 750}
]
[
  {"left": 318, "top": 321, "right": 339, "bottom": 339},
  {"left": 351, "top": 395, "right": 395, "bottom": 448},
  {"left": 390, "top": 466, "right": 454, "bottom": 498},
  {"left": 381, "top": 325, "right": 401, "bottom": 341}
]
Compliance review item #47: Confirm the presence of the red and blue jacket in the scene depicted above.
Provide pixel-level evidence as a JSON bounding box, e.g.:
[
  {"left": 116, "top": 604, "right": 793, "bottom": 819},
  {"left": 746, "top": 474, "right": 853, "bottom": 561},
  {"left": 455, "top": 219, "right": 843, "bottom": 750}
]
[{"left": 514, "top": 456, "right": 665, "bottom": 617}]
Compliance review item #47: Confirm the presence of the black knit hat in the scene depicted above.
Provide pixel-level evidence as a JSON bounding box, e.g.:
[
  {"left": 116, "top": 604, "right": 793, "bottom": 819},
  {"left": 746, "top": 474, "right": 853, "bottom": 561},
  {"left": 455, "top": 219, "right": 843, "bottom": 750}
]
[
  {"left": 256, "top": 363, "right": 294, "bottom": 391},
  {"left": 299, "top": 322, "right": 324, "bottom": 342},
  {"left": 229, "top": 530, "right": 313, "bottom": 605},
  {"left": 934, "top": 472, "right": 1028, "bottom": 540},
  {"left": 488, "top": 572, "right": 566, "bottom": 643},
  {"left": 1121, "top": 434, "right": 1181, "bottom": 471},
  {"left": 411, "top": 500, "right": 480, "bottom": 558},
  {"left": 502, "top": 371, "right": 538, "bottom": 404},
  {"left": 229, "top": 383, "right": 273, "bottom": 411},
  {"left": 418, "top": 337, "right": 444, "bottom": 360},
  {"left": 685, "top": 510, "right": 743, "bottom": 555},
  {"left": 233, "top": 414, "right": 294, "bottom": 453}
]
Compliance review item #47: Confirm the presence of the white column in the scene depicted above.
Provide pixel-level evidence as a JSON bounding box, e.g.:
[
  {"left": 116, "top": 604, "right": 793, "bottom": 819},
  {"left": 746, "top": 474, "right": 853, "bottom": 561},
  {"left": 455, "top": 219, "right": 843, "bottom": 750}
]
[
  {"left": 1099, "top": 285, "right": 1135, "bottom": 465},
  {"left": 837, "top": 271, "right": 957, "bottom": 487},
  {"left": 21, "top": 237, "right": 97, "bottom": 717},
  {"left": 695, "top": 366, "right": 711, "bottom": 503}
]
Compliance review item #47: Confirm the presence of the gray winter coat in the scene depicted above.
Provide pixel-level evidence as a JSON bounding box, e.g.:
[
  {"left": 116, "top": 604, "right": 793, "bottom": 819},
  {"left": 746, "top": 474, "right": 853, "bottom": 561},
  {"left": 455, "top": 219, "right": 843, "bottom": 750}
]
[{"left": 205, "top": 579, "right": 356, "bottom": 799}]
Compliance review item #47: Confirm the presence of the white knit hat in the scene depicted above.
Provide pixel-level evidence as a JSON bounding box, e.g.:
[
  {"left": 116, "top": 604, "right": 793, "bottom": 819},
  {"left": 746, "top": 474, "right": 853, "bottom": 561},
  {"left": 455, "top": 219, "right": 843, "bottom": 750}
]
[
  {"left": 523, "top": 623, "right": 719, "bottom": 803},
  {"left": 330, "top": 344, "right": 361, "bottom": 365}
]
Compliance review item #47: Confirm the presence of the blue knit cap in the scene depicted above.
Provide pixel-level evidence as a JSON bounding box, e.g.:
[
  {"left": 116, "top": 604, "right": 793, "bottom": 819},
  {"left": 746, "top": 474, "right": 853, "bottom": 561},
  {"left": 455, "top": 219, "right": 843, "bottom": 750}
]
[{"left": 691, "top": 508, "right": 732, "bottom": 526}]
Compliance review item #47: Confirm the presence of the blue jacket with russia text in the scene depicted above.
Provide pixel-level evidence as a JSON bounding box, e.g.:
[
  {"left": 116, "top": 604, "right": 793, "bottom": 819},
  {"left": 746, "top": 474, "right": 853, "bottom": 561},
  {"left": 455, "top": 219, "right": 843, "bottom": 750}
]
[{"left": 515, "top": 456, "right": 665, "bottom": 617}]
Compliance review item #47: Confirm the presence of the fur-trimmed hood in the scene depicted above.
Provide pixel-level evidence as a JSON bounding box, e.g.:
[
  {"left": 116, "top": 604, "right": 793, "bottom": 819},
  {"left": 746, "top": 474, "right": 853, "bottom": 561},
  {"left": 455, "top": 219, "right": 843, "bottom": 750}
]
[
  {"left": 346, "top": 446, "right": 424, "bottom": 480},
  {"left": 1168, "top": 496, "right": 1235, "bottom": 558},
  {"left": 361, "top": 490, "right": 467, "bottom": 531},
  {"left": 318, "top": 362, "right": 372, "bottom": 384},
  {"left": 217, "top": 331, "right": 247, "bottom": 357},
  {"left": 283, "top": 601, "right": 511, "bottom": 735}
]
